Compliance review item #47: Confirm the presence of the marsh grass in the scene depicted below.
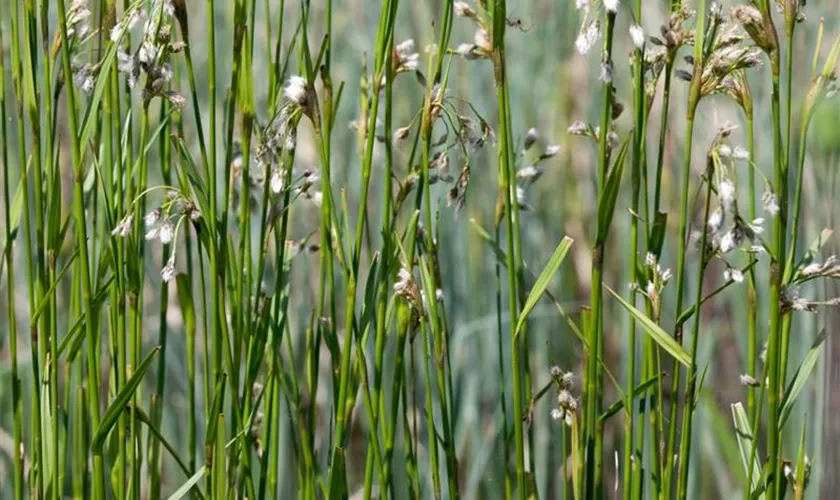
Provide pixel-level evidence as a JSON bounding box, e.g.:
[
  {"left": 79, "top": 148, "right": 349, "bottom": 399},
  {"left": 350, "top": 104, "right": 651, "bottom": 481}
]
[{"left": 0, "top": 0, "right": 839, "bottom": 499}]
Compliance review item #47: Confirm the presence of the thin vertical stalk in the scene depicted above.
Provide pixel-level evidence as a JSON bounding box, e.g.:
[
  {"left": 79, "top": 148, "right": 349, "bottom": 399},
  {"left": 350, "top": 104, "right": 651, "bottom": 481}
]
[
  {"left": 775, "top": 20, "right": 797, "bottom": 405},
  {"left": 664, "top": 1, "right": 705, "bottom": 494},
  {"left": 148, "top": 97, "right": 173, "bottom": 500},
  {"left": 582, "top": 8, "right": 615, "bottom": 498},
  {"left": 32, "top": 2, "right": 61, "bottom": 495},
  {"left": 675, "top": 156, "right": 714, "bottom": 499},
  {"left": 16, "top": 0, "right": 47, "bottom": 492},
  {"left": 99, "top": 0, "right": 129, "bottom": 496},
  {"left": 55, "top": 0, "right": 106, "bottom": 496},
  {"left": 367, "top": 2, "right": 399, "bottom": 495},
  {"left": 128, "top": 108, "right": 151, "bottom": 500},
  {"left": 349, "top": 3, "right": 397, "bottom": 496},
  {"left": 490, "top": 0, "right": 527, "bottom": 496},
  {"left": 623, "top": 1, "right": 644, "bottom": 496},
  {"left": 766, "top": 59, "right": 786, "bottom": 500},
  {"left": 745, "top": 111, "right": 758, "bottom": 421},
  {"left": 0, "top": 13, "right": 24, "bottom": 498},
  {"left": 663, "top": 116, "right": 694, "bottom": 500},
  {"left": 494, "top": 229, "right": 512, "bottom": 500},
  {"left": 204, "top": 2, "right": 225, "bottom": 439},
  {"left": 653, "top": 65, "right": 674, "bottom": 216},
  {"left": 374, "top": 34, "right": 397, "bottom": 500}
]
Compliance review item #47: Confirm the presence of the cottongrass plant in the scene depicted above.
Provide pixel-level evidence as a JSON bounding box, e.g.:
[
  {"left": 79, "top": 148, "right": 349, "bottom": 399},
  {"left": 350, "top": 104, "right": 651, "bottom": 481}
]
[{"left": 0, "top": 0, "right": 838, "bottom": 498}]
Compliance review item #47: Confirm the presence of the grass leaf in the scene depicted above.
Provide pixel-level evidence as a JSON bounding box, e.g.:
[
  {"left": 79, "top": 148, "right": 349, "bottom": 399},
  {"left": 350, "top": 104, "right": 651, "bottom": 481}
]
[
  {"left": 515, "top": 236, "right": 573, "bottom": 338},
  {"left": 731, "top": 402, "right": 763, "bottom": 498},
  {"left": 599, "top": 374, "right": 662, "bottom": 422},
  {"left": 596, "top": 135, "right": 631, "bottom": 243},
  {"left": 606, "top": 285, "right": 691, "bottom": 367},
  {"left": 92, "top": 347, "right": 160, "bottom": 452},
  {"left": 166, "top": 466, "right": 206, "bottom": 500},
  {"left": 779, "top": 330, "right": 826, "bottom": 428}
]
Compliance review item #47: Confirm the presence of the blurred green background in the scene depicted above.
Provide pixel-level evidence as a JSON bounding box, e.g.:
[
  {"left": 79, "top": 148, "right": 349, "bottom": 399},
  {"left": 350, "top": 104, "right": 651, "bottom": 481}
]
[{"left": 1, "top": 0, "right": 839, "bottom": 497}]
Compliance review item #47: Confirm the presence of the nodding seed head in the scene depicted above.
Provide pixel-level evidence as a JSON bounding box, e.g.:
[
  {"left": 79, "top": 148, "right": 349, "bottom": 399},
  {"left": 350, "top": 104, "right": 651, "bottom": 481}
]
[
  {"left": 523, "top": 128, "right": 539, "bottom": 151},
  {"left": 762, "top": 188, "right": 780, "bottom": 216},
  {"left": 161, "top": 256, "right": 176, "bottom": 283},
  {"left": 575, "top": 22, "right": 600, "bottom": 55}
]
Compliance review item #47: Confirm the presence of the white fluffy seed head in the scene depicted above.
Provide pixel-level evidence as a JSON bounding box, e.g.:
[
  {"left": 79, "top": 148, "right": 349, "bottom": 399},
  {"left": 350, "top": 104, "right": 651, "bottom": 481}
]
[
  {"left": 284, "top": 76, "right": 308, "bottom": 106},
  {"left": 719, "top": 179, "right": 735, "bottom": 209},
  {"left": 454, "top": 2, "right": 473, "bottom": 17},
  {"left": 523, "top": 128, "right": 539, "bottom": 151},
  {"left": 576, "top": 23, "right": 600, "bottom": 55},
  {"left": 516, "top": 165, "right": 543, "bottom": 182},
  {"left": 543, "top": 144, "right": 561, "bottom": 158},
  {"left": 739, "top": 374, "right": 760, "bottom": 387},
  {"left": 732, "top": 146, "right": 750, "bottom": 161},
  {"left": 629, "top": 24, "right": 645, "bottom": 49},
  {"left": 719, "top": 231, "right": 736, "bottom": 254},
  {"left": 158, "top": 220, "right": 175, "bottom": 244},
  {"left": 161, "top": 257, "right": 176, "bottom": 282},
  {"left": 568, "top": 120, "right": 589, "bottom": 136},
  {"left": 762, "top": 189, "right": 779, "bottom": 215},
  {"left": 270, "top": 169, "right": 285, "bottom": 194},
  {"left": 474, "top": 29, "right": 491, "bottom": 50},
  {"left": 396, "top": 39, "right": 415, "bottom": 57},
  {"left": 724, "top": 268, "right": 744, "bottom": 283}
]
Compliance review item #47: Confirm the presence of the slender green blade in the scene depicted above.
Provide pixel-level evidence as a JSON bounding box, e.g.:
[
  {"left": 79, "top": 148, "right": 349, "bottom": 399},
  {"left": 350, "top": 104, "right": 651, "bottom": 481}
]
[
  {"left": 166, "top": 466, "right": 206, "bottom": 500},
  {"left": 779, "top": 330, "right": 826, "bottom": 428},
  {"left": 93, "top": 347, "right": 160, "bottom": 452},
  {"left": 606, "top": 285, "right": 691, "bottom": 367},
  {"left": 731, "top": 402, "right": 763, "bottom": 498},
  {"left": 596, "top": 135, "right": 631, "bottom": 243},
  {"left": 599, "top": 374, "right": 662, "bottom": 422},
  {"left": 515, "top": 236, "right": 573, "bottom": 337}
]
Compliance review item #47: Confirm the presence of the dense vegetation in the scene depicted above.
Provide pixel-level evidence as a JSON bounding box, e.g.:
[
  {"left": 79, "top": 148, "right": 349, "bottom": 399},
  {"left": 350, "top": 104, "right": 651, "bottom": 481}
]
[{"left": 1, "top": 0, "right": 839, "bottom": 498}]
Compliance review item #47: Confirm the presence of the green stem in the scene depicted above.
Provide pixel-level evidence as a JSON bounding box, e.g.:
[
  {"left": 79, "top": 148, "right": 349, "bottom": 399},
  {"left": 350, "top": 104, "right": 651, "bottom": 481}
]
[
  {"left": 767, "top": 71, "right": 786, "bottom": 500},
  {"left": 675, "top": 157, "right": 714, "bottom": 499},
  {"left": 780, "top": 118, "right": 810, "bottom": 398},
  {"left": 0, "top": 14, "right": 24, "bottom": 498},
  {"left": 624, "top": 3, "right": 645, "bottom": 494},
  {"left": 148, "top": 97, "right": 173, "bottom": 500},
  {"left": 55, "top": 0, "right": 106, "bottom": 496},
  {"left": 653, "top": 60, "right": 674, "bottom": 216},
  {"left": 495, "top": 226, "right": 512, "bottom": 500},
  {"left": 584, "top": 9, "right": 615, "bottom": 498},
  {"left": 368, "top": 2, "right": 399, "bottom": 494},
  {"left": 745, "top": 112, "right": 758, "bottom": 421},
  {"left": 664, "top": 0, "right": 706, "bottom": 485},
  {"left": 491, "top": 0, "right": 527, "bottom": 496}
]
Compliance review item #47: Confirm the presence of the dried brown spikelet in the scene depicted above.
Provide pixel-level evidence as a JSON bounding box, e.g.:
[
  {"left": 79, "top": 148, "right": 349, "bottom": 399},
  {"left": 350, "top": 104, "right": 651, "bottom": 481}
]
[
  {"left": 446, "top": 163, "right": 471, "bottom": 214},
  {"left": 731, "top": 6, "right": 778, "bottom": 61}
]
